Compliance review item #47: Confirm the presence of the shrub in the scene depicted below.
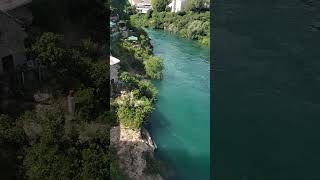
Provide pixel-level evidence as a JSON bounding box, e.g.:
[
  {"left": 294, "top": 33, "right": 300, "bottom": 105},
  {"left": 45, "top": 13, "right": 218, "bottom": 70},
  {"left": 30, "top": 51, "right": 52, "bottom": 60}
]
[
  {"left": 187, "top": 20, "right": 205, "bottom": 40},
  {"left": 151, "top": 0, "right": 170, "bottom": 12},
  {"left": 144, "top": 56, "right": 164, "bottom": 79},
  {"left": 80, "top": 38, "right": 99, "bottom": 58},
  {"left": 119, "top": 72, "right": 158, "bottom": 100},
  {"left": 31, "top": 32, "right": 66, "bottom": 67},
  {"left": 116, "top": 91, "right": 153, "bottom": 129},
  {"left": 75, "top": 88, "right": 97, "bottom": 121},
  {"left": 0, "top": 114, "right": 26, "bottom": 145}
]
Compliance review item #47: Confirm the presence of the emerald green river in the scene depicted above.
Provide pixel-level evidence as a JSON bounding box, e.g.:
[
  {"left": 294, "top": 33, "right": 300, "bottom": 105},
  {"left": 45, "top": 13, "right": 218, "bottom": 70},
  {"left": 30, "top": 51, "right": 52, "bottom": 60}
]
[{"left": 146, "top": 29, "right": 210, "bottom": 180}]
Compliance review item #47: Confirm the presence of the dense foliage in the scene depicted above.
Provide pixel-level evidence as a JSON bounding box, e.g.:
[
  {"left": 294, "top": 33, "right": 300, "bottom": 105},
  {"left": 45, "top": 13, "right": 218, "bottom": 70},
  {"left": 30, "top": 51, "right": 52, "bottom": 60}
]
[
  {"left": 0, "top": 1, "right": 111, "bottom": 179},
  {"left": 75, "top": 88, "right": 97, "bottom": 121},
  {"left": 130, "top": 11, "right": 210, "bottom": 46},
  {"left": 120, "top": 72, "right": 158, "bottom": 101},
  {"left": 111, "top": 35, "right": 164, "bottom": 79},
  {"left": 31, "top": 32, "right": 67, "bottom": 67},
  {"left": 0, "top": 114, "right": 26, "bottom": 145},
  {"left": 184, "top": 0, "right": 210, "bottom": 12},
  {"left": 151, "top": 0, "right": 170, "bottom": 12},
  {"left": 22, "top": 105, "right": 110, "bottom": 180},
  {"left": 30, "top": 32, "right": 109, "bottom": 121},
  {"left": 116, "top": 90, "right": 153, "bottom": 129},
  {"left": 112, "top": 72, "right": 158, "bottom": 129},
  {"left": 144, "top": 56, "right": 164, "bottom": 79}
]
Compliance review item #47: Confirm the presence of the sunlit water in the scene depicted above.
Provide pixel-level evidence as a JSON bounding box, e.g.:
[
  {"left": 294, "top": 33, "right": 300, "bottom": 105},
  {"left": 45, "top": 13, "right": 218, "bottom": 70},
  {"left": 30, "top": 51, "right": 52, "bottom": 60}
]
[{"left": 146, "top": 29, "right": 210, "bottom": 180}]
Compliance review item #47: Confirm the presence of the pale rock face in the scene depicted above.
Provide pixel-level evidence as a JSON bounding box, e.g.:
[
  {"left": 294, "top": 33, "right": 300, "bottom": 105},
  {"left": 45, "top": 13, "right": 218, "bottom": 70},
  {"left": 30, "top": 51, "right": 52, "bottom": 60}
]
[{"left": 111, "top": 125, "right": 163, "bottom": 180}]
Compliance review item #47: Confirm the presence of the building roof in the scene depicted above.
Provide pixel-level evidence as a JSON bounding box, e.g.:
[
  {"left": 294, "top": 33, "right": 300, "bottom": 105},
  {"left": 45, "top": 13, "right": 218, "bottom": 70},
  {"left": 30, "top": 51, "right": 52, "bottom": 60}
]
[{"left": 110, "top": 56, "right": 120, "bottom": 66}]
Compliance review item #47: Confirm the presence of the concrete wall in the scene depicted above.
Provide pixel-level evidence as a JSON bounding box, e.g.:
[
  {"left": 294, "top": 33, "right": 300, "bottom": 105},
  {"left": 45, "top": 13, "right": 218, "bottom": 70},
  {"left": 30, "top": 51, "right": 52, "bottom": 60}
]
[{"left": 0, "top": 12, "right": 27, "bottom": 73}]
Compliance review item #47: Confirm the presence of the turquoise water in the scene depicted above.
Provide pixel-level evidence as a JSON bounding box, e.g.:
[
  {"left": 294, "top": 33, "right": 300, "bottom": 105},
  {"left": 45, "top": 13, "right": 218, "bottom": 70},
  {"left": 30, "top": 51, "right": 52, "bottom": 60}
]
[{"left": 146, "top": 29, "right": 210, "bottom": 180}]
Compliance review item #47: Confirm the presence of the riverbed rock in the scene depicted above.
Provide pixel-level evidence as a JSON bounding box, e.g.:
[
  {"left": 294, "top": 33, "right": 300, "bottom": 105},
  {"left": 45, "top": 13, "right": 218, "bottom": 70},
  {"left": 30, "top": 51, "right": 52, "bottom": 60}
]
[{"left": 110, "top": 125, "right": 163, "bottom": 180}]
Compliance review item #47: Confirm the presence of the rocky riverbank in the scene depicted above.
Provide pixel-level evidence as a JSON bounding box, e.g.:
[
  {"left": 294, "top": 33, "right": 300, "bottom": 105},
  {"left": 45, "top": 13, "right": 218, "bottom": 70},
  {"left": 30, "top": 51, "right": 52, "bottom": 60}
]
[{"left": 110, "top": 125, "right": 163, "bottom": 180}]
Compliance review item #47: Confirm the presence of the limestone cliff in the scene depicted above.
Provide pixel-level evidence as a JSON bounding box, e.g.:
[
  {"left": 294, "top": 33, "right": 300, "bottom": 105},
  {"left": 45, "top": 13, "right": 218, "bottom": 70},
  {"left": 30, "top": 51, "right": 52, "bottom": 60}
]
[{"left": 110, "top": 125, "right": 163, "bottom": 180}]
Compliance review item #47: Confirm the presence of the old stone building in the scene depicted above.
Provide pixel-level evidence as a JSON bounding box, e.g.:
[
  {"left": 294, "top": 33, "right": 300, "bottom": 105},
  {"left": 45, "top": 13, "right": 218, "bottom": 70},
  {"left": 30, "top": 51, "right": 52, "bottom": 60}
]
[
  {"left": 0, "top": 10, "right": 27, "bottom": 74},
  {"left": 0, "top": 0, "right": 32, "bottom": 74}
]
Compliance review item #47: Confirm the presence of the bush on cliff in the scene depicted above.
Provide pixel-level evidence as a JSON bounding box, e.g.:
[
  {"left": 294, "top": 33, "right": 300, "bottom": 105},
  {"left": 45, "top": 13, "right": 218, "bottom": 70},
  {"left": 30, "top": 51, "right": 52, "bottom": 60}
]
[
  {"left": 116, "top": 91, "right": 153, "bottom": 129},
  {"left": 144, "top": 56, "right": 164, "bottom": 79}
]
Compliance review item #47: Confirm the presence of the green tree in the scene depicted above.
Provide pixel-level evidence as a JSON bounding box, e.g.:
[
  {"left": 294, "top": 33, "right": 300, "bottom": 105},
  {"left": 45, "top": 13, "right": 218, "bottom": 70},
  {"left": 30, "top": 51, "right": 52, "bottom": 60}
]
[
  {"left": 116, "top": 91, "right": 153, "bottom": 129},
  {"left": 31, "top": 32, "right": 67, "bottom": 67},
  {"left": 23, "top": 104, "right": 111, "bottom": 180},
  {"left": 144, "top": 56, "right": 164, "bottom": 79},
  {"left": 0, "top": 114, "right": 26, "bottom": 145},
  {"left": 151, "top": 0, "right": 170, "bottom": 12},
  {"left": 80, "top": 129, "right": 110, "bottom": 180},
  {"left": 120, "top": 72, "right": 158, "bottom": 100},
  {"left": 75, "top": 88, "right": 97, "bottom": 121},
  {"left": 88, "top": 60, "right": 109, "bottom": 113},
  {"left": 80, "top": 38, "right": 99, "bottom": 58},
  {"left": 23, "top": 142, "right": 74, "bottom": 180},
  {"left": 38, "top": 104, "right": 66, "bottom": 144},
  {"left": 184, "top": 0, "right": 210, "bottom": 12}
]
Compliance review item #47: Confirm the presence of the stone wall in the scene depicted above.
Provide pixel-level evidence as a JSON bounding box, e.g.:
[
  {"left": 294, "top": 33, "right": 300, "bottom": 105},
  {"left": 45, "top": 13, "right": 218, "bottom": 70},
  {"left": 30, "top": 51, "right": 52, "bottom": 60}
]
[
  {"left": 110, "top": 64, "right": 120, "bottom": 83},
  {"left": 0, "top": 12, "right": 27, "bottom": 73}
]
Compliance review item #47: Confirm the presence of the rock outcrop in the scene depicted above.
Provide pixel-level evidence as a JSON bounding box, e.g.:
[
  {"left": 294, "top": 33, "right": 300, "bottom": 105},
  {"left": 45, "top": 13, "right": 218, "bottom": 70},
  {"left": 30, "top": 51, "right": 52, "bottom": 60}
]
[{"left": 110, "top": 125, "right": 163, "bottom": 180}]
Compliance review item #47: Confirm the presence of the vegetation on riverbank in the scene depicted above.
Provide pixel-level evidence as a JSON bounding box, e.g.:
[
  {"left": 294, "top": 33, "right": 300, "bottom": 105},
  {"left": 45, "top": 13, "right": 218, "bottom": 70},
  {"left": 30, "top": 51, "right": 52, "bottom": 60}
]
[
  {"left": 110, "top": 0, "right": 163, "bottom": 129},
  {"left": 110, "top": 1, "right": 164, "bottom": 179},
  {"left": 115, "top": 72, "right": 158, "bottom": 129},
  {"left": 130, "top": 11, "right": 210, "bottom": 46},
  {"left": 0, "top": 1, "right": 111, "bottom": 179},
  {"left": 129, "top": 0, "right": 210, "bottom": 46}
]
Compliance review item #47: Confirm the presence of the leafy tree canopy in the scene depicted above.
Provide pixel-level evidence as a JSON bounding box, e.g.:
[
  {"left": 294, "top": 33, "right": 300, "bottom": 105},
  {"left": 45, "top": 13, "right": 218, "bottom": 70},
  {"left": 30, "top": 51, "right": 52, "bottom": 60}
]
[{"left": 152, "top": 0, "right": 170, "bottom": 12}]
